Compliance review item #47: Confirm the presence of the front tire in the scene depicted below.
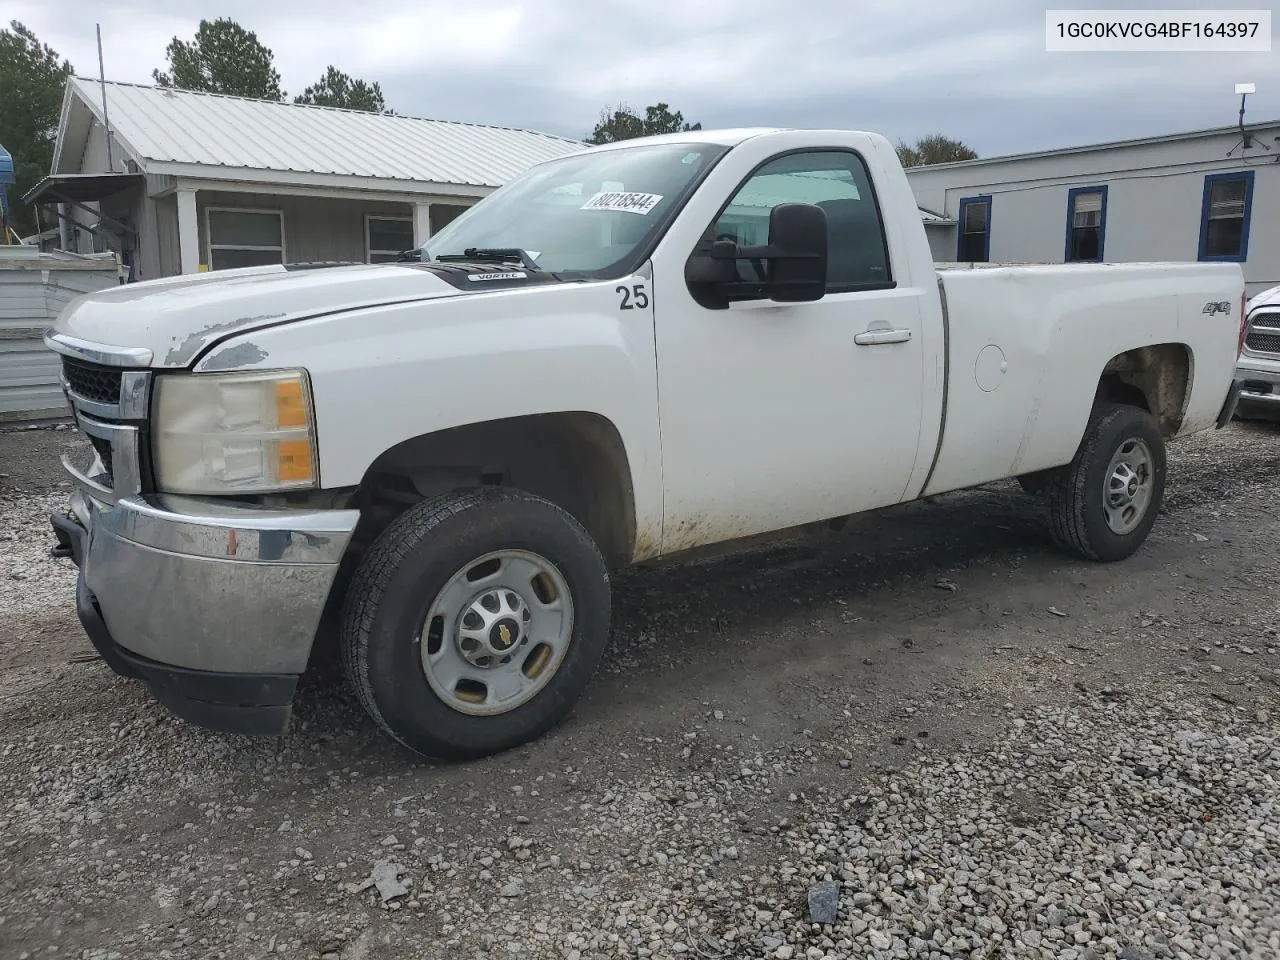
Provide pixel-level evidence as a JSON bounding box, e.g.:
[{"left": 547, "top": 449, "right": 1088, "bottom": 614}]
[
  {"left": 340, "top": 487, "right": 612, "bottom": 760},
  {"left": 1044, "top": 403, "right": 1167, "bottom": 562}
]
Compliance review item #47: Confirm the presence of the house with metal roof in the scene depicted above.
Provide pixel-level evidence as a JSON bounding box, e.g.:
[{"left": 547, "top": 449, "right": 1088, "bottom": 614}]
[
  {"left": 904, "top": 117, "right": 1280, "bottom": 296},
  {"left": 23, "top": 77, "right": 587, "bottom": 280}
]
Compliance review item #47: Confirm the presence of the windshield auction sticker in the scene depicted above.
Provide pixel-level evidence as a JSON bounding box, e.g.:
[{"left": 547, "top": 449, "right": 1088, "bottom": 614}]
[{"left": 581, "top": 191, "right": 664, "bottom": 215}]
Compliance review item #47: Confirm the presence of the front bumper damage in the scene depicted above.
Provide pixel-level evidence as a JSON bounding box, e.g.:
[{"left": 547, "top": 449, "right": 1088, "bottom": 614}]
[
  {"left": 44, "top": 331, "right": 361, "bottom": 735},
  {"left": 51, "top": 485, "right": 359, "bottom": 735}
]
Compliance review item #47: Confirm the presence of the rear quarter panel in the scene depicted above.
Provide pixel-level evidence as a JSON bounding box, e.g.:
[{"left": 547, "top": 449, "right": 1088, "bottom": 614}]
[{"left": 923, "top": 262, "right": 1243, "bottom": 496}]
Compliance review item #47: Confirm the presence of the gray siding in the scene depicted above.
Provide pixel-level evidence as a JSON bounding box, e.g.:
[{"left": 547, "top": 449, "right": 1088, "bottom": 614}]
[
  {"left": 924, "top": 225, "right": 957, "bottom": 262},
  {"left": 196, "top": 192, "right": 409, "bottom": 265},
  {"left": 0, "top": 255, "right": 120, "bottom": 418},
  {"left": 138, "top": 195, "right": 163, "bottom": 279},
  {"left": 906, "top": 124, "right": 1280, "bottom": 295},
  {"left": 154, "top": 196, "right": 180, "bottom": 278},
  {"left": 171, "top": 193, "right": 474, "bottom": 272}
]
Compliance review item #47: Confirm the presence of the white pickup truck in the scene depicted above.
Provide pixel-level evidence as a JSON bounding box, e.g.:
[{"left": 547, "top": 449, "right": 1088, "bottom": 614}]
[{"left": 45, "top": 127, "right": 1247, "bottom": 760}]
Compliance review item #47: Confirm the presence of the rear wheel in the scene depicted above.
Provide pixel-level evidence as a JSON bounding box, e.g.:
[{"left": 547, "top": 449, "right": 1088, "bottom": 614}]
[
  {"left": 340, "top": 486, "right": 612, "bottom": 760},
  {"left": 1044, "top": 403, "right": 1167, "bottom": 562}
]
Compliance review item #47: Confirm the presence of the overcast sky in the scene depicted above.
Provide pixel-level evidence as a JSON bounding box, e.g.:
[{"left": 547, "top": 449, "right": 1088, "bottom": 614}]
[{"left": 13, "top": 0, "right": 1280, "bottom": 157}]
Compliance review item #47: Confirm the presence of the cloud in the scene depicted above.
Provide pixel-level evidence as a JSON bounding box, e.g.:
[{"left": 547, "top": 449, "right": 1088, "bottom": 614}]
[{"left": 11, "top": 0, "right": 1280, "bottom": 156}]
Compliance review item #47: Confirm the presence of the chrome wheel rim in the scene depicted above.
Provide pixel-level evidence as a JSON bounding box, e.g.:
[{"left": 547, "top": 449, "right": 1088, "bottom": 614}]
[
  {"left": 419, "top": 549, "right": 574, "bottom": 716},
  {"left": 1103, "top": 438, "right": 1154, "bottom": 535}
]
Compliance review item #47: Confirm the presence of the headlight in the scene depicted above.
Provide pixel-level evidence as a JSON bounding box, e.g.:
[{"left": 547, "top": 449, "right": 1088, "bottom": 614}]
[{"left": 152, "top": 369, "right": 318, "bottom": 495}]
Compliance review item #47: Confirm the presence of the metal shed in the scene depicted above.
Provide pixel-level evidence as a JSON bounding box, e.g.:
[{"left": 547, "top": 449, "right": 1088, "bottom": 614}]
[{"left": 0, "top": 246, "right": 121, "bottom": 421}]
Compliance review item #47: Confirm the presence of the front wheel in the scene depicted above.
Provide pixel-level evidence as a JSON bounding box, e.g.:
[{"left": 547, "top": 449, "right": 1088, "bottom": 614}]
[
  {"left": 340, "top": 487, "right": 612, "bottom": 760},
  {"left": 1044, "top": 403, "right": 1167, "bottom": 562}
]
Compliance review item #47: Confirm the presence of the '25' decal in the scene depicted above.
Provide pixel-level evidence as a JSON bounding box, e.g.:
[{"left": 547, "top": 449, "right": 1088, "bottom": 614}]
[{"left": 616, "top": 282, "right": 649, "bottom": 310}]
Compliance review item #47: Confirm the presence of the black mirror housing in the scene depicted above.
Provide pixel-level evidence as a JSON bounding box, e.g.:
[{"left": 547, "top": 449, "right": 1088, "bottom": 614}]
[
  {"left": 684, "top": 202, "right": 829, "bottom": 308},
  {"left": 762, "top": 203, "right": 828, "bottom": 302}
]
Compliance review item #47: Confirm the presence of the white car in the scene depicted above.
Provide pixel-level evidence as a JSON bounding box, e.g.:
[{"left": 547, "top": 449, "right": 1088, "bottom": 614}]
[
  {"left": 1235, "top": 283, "right": 1280, "bottom": 419},
  {"left": 45, "top": 126, "right": 1246, "bottom": 760}
]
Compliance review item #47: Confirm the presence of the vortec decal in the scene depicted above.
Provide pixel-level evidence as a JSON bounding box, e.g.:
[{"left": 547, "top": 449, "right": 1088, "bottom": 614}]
[{"left": 467, "top": 271, "right": 527, "bottom": 282}]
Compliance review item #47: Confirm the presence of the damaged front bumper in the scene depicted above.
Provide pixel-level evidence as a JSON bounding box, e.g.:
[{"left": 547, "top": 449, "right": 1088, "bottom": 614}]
[{"left": 51, "top": 481, "right": 359, "bottom": 735}]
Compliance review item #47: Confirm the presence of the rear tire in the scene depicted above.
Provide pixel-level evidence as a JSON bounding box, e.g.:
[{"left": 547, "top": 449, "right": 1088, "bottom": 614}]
[
  {"left": 1044, "top": 403, "right": 1166, "bottom": 562},
  {"left": 340, "top": 486, "right": 612, "bottom": 760}
]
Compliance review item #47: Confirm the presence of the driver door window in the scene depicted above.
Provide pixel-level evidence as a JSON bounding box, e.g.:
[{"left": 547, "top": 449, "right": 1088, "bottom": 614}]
[{"left": 710, "top": 151, "right": 892, "bottom": 291}]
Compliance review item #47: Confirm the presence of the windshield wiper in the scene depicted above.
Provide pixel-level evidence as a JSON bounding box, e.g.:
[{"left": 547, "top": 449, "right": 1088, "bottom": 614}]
[{"left": 435, "top": 247, "right": 541, "bottom": 271}]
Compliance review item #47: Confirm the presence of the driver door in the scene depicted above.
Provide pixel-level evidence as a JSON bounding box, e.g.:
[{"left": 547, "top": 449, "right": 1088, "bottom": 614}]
[{"left": 653, "top": 147, "right": 929, "bottom": 551}]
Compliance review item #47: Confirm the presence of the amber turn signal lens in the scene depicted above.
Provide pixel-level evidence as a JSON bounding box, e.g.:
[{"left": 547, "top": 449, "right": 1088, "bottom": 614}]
[
  {"left": 276, "top": 380, "right": 308, "bottom": 428},
  {"left": 276, "top": 440, "right": 314, "bottom": 483}
]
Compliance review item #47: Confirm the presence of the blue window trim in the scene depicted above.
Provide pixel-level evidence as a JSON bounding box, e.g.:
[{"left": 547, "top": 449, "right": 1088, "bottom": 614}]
[
  {"left": 956, "top": 194, "right": 992, "bottom": 261},
  {"left": 1197, "top": 170, "right": 1254, "bottom": 262},
  {"left": 1063, "top": 184, "right": 1108, "bottom": 262}
]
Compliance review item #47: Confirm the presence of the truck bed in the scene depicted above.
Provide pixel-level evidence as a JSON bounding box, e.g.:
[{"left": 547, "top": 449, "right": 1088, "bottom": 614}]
[{"left": 922, "top": 261, "right": 1243, "bottom": 497}]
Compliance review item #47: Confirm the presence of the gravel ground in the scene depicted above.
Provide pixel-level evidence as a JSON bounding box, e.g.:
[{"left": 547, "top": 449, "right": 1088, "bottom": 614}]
[{"left": 0, "top": 419, "right": 1278, "bottom": 960}]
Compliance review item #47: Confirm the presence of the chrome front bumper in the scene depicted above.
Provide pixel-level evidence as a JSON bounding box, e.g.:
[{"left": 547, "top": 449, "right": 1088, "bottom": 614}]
[
  {"left": 44, "top": 330, "right": 362, "bottom": 733},
  {"left": 57, "top": 465, "right": 359, "bottom": 732},
  {"left": 68, "top": 484, "right": 359, "bottom": 674},
  {"left": 1235, "top": 354, "right": 1280, "bottom": 407}
]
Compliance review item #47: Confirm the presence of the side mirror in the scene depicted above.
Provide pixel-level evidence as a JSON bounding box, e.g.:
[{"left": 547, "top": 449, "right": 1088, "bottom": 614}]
[
  {"left": 757, "top": 203, "right": 829, "bottom": 302},
  {"left": 684, "top": 202, "right": 828, "bottom": 308}
]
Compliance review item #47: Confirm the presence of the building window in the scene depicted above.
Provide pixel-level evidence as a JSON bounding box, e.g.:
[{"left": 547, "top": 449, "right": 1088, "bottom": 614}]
[
  {"left": 366, "top": 216, "right": 414, "bottom": 263},
  {"left": 206, "top": 208, "right": 285, "bottom": 270},
  {"left": 710, "top": 149, "right": 893, "bottom": 291},
  {"left": 957, "top": 195, "right": 990, "bottom": 262},
  {"left": 1198, "top": 171, "right": 1254, "bottom": 262},
  {"left": 1064, "top": 185, "right": 1108, "bottom": 262}
]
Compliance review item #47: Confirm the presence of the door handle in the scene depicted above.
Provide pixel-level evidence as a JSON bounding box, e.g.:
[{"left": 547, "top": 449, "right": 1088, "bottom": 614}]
[{"left": 854, "top": 327, "right": 913, "bottom": 345}]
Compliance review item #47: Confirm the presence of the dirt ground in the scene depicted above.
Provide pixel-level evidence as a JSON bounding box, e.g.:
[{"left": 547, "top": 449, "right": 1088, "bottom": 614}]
[{"left": 0, "top": 419, "right": 1277, "bottom": 960}]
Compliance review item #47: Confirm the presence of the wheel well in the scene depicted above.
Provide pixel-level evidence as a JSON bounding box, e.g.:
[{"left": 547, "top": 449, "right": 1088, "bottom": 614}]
[
  {"left": 350, "top": 413, "right": 636, "bottom": 569},
  {"left": 1096, "top": 343, "right": 1191, "bottom": 437}
]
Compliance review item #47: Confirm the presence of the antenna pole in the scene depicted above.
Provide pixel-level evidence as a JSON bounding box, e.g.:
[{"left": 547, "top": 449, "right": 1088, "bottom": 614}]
[{"left": 96, "top": 24, "right": 114, "bottom": 170}]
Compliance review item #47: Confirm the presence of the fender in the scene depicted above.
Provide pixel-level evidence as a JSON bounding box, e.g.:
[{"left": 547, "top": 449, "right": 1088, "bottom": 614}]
[{"left": 195, "top": 273, "right": 666, "bottom": 556}]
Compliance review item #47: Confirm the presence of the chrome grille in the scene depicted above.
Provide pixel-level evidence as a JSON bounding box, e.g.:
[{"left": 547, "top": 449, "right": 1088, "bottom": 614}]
[
  {"left": 46, "top": 338, "right": 153, "bottom": 500},
  {"left": 63, "top": 358, "right": 123, "bottom": 405},
  {"left": 1245, "top": 330, "right": 1280, "bottom": 355},
  {"left": 88, "top": 435, "right": 114, "bottom": 485},
  {"left": 1245, "top": 313, "right": 1280, "bottom": 358}
]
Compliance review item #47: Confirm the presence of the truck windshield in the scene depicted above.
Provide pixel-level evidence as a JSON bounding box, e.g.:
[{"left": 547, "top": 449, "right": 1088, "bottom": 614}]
[{"left": 421, "top": 141, "right": 729, "bottom": 279}]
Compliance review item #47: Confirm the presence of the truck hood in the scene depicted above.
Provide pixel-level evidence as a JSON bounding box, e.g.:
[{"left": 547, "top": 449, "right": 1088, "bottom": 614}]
[
  {"left": 50, "top": 261, "right": 506, "bottom": 368},
  {"left": 1247, "top": 282, "right": 1280, "bottom": 313}
]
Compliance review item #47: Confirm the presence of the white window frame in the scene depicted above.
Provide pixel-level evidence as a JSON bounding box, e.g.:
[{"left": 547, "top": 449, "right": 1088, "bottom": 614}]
[
  {"left": 204, "top": 206, "right": 286, "bottom": 270},
  {"left": 365, "top": 214, "right": 414, "bottom": 263}
]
